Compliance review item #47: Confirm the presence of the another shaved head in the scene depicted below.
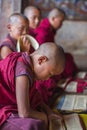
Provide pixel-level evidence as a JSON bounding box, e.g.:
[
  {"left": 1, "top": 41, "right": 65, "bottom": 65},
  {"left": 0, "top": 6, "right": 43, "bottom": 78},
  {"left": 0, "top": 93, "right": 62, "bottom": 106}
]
[
  {"left": 31, "top": 42, "right": 65, "bottom": 80},
  {"left": 48, "top": 8, "right": 65, "bottom": 19},
  {"left": 8, "top": 13, "right": 29, "bottom": 25},
  {"left": 36, "top": 42, "right": 65, "bottom": 67},
  {"left": 48, "top": 8, "right": 65, "bottom": 29},
  {"left": 24, "top": 6, "right": 41, "bottom": 17},
  {"left": 24, "top": 6, "right": 41, "bottom": 29},
  {"left": 7, "top": 13, "right": 29, "bottom": 40}
]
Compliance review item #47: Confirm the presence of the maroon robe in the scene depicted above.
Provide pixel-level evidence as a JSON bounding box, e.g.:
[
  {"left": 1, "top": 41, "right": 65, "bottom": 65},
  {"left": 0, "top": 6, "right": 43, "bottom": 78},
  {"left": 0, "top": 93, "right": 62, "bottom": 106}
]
[
  {"left": 0, "top": 34, "right": 17, "bottom": 60},
  {"left": 34, "top": 18, "right": 56, "bottom": 45},
  {"left": 29, "top": 27, "right": 37, "bottom": 38},
  {"left": 0, "top": 34, "right": 17, "bottom": 50},
  {"left": 0, "top": 52, "right": 42, "bottom": 126}
]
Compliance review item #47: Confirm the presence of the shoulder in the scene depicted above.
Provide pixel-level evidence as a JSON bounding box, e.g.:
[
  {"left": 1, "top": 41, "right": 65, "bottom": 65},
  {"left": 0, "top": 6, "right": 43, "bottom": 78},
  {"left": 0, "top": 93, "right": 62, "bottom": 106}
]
[
  {"left": 15, "top": 53, "right": 34, "bottom": 86},
  {"left": 0, "top": 35, "right": 17, "bottom": 52},
  {"left": 35, "top": 18, "right": 50, "bottom": 32}
]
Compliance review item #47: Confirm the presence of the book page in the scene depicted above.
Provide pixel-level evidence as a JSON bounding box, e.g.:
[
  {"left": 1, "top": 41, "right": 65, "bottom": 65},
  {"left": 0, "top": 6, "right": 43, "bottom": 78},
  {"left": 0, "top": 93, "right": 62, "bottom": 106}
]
[
  {"left": 61, "top": 95, "right": 76, "bottom": 111},
  {"left": 74, "top": 95, "right": 87, "bottom": 110},
  {"left": 63, "top": 113, "right": 83, "bottom": 130},
  {"left": 65, "top": 81, "right": 77, "bottom": 92},
  {"left": 83, "top": 88, "right": 87, "bottom": 94},
  {"left": 56, "top": 95, "right": 65, "bottom": 109},
  {"left": 76, "top": 72, "right": 86, "bottom": 79}
]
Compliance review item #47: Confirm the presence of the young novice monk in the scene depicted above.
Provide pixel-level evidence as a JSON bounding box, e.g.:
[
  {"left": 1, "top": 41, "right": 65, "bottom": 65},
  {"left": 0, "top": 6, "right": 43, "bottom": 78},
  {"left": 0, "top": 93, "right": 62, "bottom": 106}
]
[
  {"left": 34, "top": 7, "right": 64, "bottom": 44},
  {"left": 0, "top": 43, "right": 65, "bottom": 130},
  {"left": 0, "top": 13, "right": 30, "bottom": 59},
  {"left": 23, "top": 6, "right": 41, "bottom": 53},
  {"left": 24, "top": 6, "right": 41, "bottom": 37}
]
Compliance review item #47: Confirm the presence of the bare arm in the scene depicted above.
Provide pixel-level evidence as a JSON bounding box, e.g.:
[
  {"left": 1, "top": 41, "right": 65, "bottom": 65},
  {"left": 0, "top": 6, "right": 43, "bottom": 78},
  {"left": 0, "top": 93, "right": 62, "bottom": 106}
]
[
  {"left": 16, "top": 75, "right": 48, "bottom": 125},
  {"left": 0, "top": 46, "right": 12, "bottom": 59}
]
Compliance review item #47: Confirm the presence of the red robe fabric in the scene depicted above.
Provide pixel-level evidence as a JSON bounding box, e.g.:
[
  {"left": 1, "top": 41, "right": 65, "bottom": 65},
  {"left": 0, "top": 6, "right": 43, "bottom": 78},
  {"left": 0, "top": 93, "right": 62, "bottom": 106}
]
[
  {"left": 0, "top": 34, "right": 17, "bottom": 52},
  {"left": 29, "top": 27, "right": 36, "bottom": 38},
  {"left": 62, "top": 52, "right": 78, "bottom": 78},
  {"left": 0, "top": 34, "right": 17, "bottom": 60},
  {"left": 0, "top": 52, "right": 42, "bottom": 126},
  {"left": 34, "top": 18, "right": 56, "bottom": 45}
]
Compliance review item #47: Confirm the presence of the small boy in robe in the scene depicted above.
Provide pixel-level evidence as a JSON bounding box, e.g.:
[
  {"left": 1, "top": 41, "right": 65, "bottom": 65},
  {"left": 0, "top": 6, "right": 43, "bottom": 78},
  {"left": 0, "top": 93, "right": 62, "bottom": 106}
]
[
  {"left": 0, "top": 43, "right": 65, "bottom": 130},
  {"left": 34, "top": 7, "right": 65, "bottom": 44},
  {"left": 24, "top": 6, "right": 41, "bottom": 37},
  {"left": 0, "top": 13, "right": 30, "bottom": 59}
]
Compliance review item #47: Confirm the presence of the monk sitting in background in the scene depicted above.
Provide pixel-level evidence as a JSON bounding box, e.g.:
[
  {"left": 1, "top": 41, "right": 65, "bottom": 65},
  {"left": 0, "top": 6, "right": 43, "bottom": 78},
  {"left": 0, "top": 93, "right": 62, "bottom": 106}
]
[
  {"left": 24, "top": 5, "right": 41, "bottom": 37},
  {"left": 23, "top": 6, "right": 41, "bottom": 53},
  {"left": 34, "top": 7, "right": 64, "bottom": 44},
  {"left": 0, "top": 43, "right": 65, "bottom": 130},
  {"left": 0, "top": 13, "right": 31, "bottom": 60},
  {"left": 33, "top": 8, "right": 78, "bottom": 105}
]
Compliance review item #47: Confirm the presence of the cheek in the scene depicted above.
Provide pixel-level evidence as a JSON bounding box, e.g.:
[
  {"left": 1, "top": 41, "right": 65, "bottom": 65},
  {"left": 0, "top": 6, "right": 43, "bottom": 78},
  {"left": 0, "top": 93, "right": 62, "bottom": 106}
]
[
  {"left": 56, "top": 21, "right": 61, "bottom": 27},
  {"left": 56, "top": 67, "right": 64, "bottom": 75},
  {"left": 30, "top": 19, "right": 35, "bottom": 24},
  {"left": 30, "top": 21, "right": 36, "bottom": 28},
  {"left": 12, "top": 31, "right": 21, "bottom": 40},
  {"left": 37, "top": 69, "right": 50, "bottom": 80},
  {"left": 15, "top": 30, "right": 22, "bottom": 37}
]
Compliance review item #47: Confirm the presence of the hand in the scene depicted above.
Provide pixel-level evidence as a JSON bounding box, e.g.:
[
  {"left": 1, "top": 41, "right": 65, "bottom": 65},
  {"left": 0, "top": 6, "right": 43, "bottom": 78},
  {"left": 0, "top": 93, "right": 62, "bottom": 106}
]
[
  {"left": 20, "top": 36, "right": 31, "bottom": 53},
  {"left": 48, "top": 113, "right": 63, "bottom": 121}
]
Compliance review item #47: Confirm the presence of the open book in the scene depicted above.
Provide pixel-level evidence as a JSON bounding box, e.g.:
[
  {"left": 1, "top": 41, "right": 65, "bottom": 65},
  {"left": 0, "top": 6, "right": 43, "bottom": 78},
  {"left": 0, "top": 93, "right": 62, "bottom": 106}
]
[
  {"left": 49, "top": 113, "right": 85, "bottom": 130},
  {"left": 57, "top": 78, "right": 87, "bottom": 93},
  {"left": 57, "top": 79, "right": 78, "bottom": 93},
  {"left": 54, "top": 94, "right": 87, "bottom": 112}
]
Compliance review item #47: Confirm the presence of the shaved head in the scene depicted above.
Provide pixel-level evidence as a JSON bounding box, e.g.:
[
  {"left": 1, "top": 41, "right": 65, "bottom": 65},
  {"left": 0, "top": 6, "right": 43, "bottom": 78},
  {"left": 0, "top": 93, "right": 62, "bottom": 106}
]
[
  {"left": 8, "top": 13, "right": 29, "bottom": 25},
  {"left": 7, "top": 13, "right": 29, "bottom": 40},
  {"left": 33, "top": 42, "right": 65, "bottom": 70},
  {"left": 48, "top": 8, "right": 65, "bottom": 19},
  {"left": 24, "top": 6, "right": 41, "bottom": 29},
  {"left": 47, "top": 8, "right": 65, "bottom": 29},
  {"left": 31, "top": 42, "right": 65, "bottom": 80},
  {"left": 24, "top": 6, "right": 41, "bottom": 17}
]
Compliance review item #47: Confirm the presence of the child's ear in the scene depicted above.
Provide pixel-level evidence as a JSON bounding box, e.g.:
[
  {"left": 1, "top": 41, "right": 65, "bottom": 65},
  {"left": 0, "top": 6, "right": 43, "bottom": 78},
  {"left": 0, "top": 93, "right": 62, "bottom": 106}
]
[{"left": 38, "top": 56, "right": 48, "bottom": 65}]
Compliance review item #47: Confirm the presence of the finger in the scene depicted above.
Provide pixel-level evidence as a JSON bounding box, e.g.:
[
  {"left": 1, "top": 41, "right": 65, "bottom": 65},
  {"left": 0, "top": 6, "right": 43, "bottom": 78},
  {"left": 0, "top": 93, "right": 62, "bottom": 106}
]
[
  {"left": 23, "top": 36, "right": 27, "bottom": 43},
  {"left": 49, "top": 114, "right": 63, "bottom": 120}
]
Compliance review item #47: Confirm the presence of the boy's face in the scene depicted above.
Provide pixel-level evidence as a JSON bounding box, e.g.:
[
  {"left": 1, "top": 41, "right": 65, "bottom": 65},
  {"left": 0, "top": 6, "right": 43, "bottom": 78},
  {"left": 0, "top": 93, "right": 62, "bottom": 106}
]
[
  {"left": 9, "top": 17, "right": 29, "bottom": 40},
  {"left": 52, "top": 16, "right": 64, "bottom": 30},
  {"left": 27, "top": 9, "right": 41, "bottom": 29},
  {"left": 34, "top": 59, "right": 64, "bottom": 80}
]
